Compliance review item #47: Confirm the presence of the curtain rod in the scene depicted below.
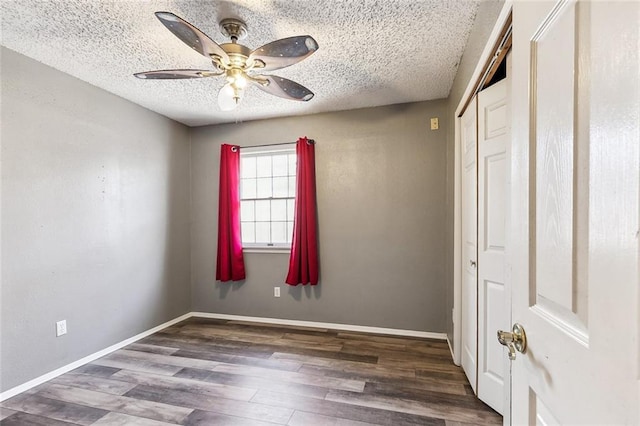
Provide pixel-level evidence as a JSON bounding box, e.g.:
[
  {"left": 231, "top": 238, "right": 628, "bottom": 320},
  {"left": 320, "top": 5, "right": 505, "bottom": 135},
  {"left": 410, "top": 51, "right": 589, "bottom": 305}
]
[{"left": 234, "top": 139, "right": 315, "bottom": 150}]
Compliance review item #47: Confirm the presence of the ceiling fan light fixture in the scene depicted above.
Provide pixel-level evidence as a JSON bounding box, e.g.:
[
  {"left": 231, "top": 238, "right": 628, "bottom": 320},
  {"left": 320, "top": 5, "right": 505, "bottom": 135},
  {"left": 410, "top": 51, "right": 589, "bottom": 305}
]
[
  {"left": 218, "top": 82, "right": 243, "bottom": 111},
  {"left": 227, "top": 68, "right": 247, "bottom": 89}
]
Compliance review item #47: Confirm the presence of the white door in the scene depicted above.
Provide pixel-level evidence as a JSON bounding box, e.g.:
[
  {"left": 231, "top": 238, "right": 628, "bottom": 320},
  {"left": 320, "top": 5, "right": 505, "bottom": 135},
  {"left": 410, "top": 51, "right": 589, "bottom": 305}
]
[
  {"left": 477, "top": 78, "right": 509, "bottom": 414},
  {"left": 509, "top": 0, "right": 640, "bottom": 423},
  {"left": 460, "top": 97, "right": 478, "bottom": 392}
]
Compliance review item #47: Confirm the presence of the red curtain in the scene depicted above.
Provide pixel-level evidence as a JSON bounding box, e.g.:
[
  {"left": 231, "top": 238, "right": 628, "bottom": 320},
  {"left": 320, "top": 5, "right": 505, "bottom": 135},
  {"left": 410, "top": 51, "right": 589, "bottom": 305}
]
[
  {"left": 286, "top": 137, "right": 319, "bottom": 285},
  {"left": 216, "top": 144, "right": 246, "bottom": 282}
]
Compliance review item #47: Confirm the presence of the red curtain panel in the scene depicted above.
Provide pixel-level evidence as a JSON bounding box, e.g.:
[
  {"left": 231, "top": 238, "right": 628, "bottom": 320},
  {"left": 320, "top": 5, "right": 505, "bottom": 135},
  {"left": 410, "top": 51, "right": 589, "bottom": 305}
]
[
  {"left": 286, "top": 137, "right": 319, "bottom": 285},
  {"left": 216, "top": 144, "right": 246, "bottom": 282}
]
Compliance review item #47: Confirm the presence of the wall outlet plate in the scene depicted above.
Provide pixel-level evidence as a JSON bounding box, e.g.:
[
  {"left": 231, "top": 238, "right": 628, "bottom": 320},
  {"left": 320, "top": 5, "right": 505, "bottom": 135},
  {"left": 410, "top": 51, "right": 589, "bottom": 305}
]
[
  {"left": 430, "top": 117, "right": 439, "bottom": 130},
  {"left": 56, "top": 320, "right": 67, "bottom": 337},
  {"left": 274, "top": 287, "right": 281, "bottom": 297}
]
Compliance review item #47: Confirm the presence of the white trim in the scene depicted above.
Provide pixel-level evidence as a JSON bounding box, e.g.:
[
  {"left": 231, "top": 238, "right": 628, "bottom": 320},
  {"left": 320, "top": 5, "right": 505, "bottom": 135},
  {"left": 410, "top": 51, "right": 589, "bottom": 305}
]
[
  {"left": 447, "top": 336, "right": 457, "bottom": 365},
  {"left": 0, "top": 312, "right": 192, "bottom": 402},
  {"left": 243, "top": 248, "right": 291, "bottom": 254},
  {"left": 452, "top": 0, "right": 513, "bottom": 368},
  {"left": 191, "top": 312, "right": 447, "bottom": 340},
  {"left": 240, "top": 145, "right": 295, "bottom": 155},
  {"left": 453, "top": 112, "right": 462, "bottom": 366},
  {"left": 454, "top": 1, "right": 514, "bottom": 119}
]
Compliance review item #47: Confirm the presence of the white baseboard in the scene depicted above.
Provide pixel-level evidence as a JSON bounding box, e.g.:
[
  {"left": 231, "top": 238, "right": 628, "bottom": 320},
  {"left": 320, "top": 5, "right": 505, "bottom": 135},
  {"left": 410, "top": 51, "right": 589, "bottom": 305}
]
[
  {"left": 447, "top": 336, "right": 459, "bottom": 366},
  {"left": 1, "top": 311, "right": 446, "bottom": 402},
  {"left": 0, "top": 312, "right": 192, "bottom": 402},
  {"left": 191, "top": 312, "right": 447, "bottom": 340}
]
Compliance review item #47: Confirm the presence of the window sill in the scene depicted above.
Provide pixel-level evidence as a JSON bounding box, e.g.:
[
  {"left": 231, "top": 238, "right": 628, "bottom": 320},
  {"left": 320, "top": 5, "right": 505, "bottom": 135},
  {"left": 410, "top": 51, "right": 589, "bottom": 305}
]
[{"left": 243, "top": 248, "right": 291, "bottom": 254}]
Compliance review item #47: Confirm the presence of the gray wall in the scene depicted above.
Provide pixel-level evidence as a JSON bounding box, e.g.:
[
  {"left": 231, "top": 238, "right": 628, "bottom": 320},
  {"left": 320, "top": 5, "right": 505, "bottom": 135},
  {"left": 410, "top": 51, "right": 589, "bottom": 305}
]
[
  {"left": 0, "top": 47, "right": 192, "bottom": 392},
  {"left": 191, "top": 101, "right": 448, "bottom": 332},
  {"left": 444, "top": 1, "right": 505, "bottom": 343}
]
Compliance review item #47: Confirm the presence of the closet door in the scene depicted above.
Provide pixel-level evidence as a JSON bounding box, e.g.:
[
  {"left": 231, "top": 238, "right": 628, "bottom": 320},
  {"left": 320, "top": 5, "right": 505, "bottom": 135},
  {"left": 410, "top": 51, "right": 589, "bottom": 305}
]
[
  {"left": 476, "top": 78, "right": 509, "bottom": 414},
  {"left": 460, "top": 97, "right": 478, "bottom": 392}
]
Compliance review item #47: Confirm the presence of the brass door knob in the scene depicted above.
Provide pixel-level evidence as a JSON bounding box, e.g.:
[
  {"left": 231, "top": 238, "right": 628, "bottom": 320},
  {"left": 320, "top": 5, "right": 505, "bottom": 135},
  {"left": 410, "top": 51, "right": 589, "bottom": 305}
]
[{"left": 497, "top": 323, "right": 527, "bottom": 360}]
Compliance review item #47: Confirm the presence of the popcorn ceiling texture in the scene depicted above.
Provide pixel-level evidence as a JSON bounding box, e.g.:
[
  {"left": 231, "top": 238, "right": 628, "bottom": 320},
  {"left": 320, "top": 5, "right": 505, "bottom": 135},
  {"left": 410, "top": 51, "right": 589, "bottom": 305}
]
[{"left": 0, "top": 0, "right": 478, "bottom": 127}]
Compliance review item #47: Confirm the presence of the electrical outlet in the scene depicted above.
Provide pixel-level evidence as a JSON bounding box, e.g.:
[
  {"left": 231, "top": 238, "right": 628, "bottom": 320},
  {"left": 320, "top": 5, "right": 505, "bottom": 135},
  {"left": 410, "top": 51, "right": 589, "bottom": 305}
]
[
  {"left": 430, "top": 117, "right": 439, "bottom": 130},
  {"left": 274, "top": 287, "right": 281, "bottom": 297},
  {"left": 56, "top": 320, "right": 67, "bottom": 337}
]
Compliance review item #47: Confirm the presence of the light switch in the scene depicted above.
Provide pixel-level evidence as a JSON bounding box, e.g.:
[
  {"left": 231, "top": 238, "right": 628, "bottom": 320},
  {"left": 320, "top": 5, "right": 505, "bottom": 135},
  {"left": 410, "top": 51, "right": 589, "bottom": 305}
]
[{"left": 430, "top": 117, "right": 439, "bottom": 130}]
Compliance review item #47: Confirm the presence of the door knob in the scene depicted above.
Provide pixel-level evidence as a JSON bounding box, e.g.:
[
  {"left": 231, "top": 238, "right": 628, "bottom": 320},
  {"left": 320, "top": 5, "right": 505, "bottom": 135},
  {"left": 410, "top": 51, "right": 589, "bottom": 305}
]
[
  {"left": 470, "top": 260, "right": 477, "bottom": 268},
  {"left": 497, "top": 323, "right": 527, "bottom": 360}
]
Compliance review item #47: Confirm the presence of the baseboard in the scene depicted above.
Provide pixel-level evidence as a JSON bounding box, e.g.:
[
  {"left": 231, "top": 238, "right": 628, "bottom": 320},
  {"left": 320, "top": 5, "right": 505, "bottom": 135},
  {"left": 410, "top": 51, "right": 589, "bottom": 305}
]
[
  {"left": 191, "top": 312, "right": 447, "bottom": 340},
  {"left": 1, "top": 311, "right": 447, "bottom": 401},
  {"left": 0, "top": 312, "right": 192, "bottom": 402},
  {"left": 447, "top": 336, "right": 459, "bottom": 366}
]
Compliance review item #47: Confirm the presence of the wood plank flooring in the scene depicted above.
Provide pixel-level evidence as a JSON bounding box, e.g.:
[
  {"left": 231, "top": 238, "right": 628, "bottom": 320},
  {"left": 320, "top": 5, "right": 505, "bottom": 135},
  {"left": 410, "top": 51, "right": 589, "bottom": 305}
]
[{"left": 1, "top": 318, "right": 501, "bottom": 425}]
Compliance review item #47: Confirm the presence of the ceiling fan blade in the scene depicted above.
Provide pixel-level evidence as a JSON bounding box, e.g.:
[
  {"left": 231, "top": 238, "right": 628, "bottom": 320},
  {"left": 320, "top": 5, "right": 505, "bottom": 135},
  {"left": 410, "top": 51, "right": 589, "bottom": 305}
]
[
  {"left": 248, "top": 36, "right": 318, "bottom": 72},
  {"left": 134, "top": 69, "right": 222, "bottom": 79},
  {"left": 253, "top": 75, "right": 314, "bottom": 101},
  {"left": 155, "top": 11, "right": 229, "bottom": 62}
]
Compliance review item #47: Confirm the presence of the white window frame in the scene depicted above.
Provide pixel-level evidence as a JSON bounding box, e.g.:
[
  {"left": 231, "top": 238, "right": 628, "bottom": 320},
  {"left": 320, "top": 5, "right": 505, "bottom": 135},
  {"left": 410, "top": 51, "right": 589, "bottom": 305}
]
[{"left": 239, "top": 146, "right": 296, "bottom": 250}]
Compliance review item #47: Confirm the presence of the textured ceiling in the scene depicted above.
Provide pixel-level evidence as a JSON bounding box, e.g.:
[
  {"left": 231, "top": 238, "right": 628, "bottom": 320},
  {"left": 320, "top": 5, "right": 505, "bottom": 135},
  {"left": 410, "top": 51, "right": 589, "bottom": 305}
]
[{"left": 0, "top": 1, "right": 479, "bottom": 127}]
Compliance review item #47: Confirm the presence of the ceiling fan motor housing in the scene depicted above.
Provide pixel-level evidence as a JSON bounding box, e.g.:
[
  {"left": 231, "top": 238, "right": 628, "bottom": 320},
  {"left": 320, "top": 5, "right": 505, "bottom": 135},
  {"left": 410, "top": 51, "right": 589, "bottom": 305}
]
[
  {"left": 219, "top": 43, "right": 251, "bottom": 67},
  {"left": 219, "top": 18, "right": 248, "bottom": 41}
]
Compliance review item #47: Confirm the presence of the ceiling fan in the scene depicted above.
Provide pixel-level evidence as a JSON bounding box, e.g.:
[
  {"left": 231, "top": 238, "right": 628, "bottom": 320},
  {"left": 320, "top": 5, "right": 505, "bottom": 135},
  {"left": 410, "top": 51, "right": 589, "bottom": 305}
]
[{"left": 134, "top": 12, "right": 319, "bottom": 111}]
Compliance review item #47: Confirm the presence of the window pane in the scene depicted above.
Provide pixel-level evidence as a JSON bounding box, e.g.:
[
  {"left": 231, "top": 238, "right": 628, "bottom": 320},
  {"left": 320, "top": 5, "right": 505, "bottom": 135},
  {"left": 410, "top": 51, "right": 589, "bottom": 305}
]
[
  {"left": 273, "top": 177, "right": 288, "bottom": 198},
  {"left": 241, "top": 222, "right": 255, "bottom": 243},
  {"left": 240, "top": 200, "right": 254, "bottom": 222},
  {"left": 256, "top": 156, "right": 272, "bottom": 178},
  {"left": 272, "top": 222, "right": 287, "bottom": 243},
  {"left": 288, "top": 176, "right": 296, "bottom": 197},
  {"left": 255, "top": 200, "right": 271, "bottom": 221},
  {"left": 287, "top": 199, "right": 295, "bottom": 221},
  {"left": 287, "top": 221, "right": 294, "bottom": 242},
  {"left": 241, "top": 178, "right": 256, "bottom": 199},
  {"left": 255, "top": 222, "right": 270, "bottom": 243},
  {"left": 272, "top": 199, "right": 287, "bottom": 221},
  {"left": 272, "top": 155, "right": 288, "bottom": 177},
  {"left": 288, "top": 154, "right": 297, "bottom": 176},
  {"left": 256, "top": 177, "right": 272, "bottom": 198},
  {"left": 241, "top": 156, "right": 256, "bottom": 178},
  {"left": 241, "top": 150, "right": 296, "bottom": 248}
]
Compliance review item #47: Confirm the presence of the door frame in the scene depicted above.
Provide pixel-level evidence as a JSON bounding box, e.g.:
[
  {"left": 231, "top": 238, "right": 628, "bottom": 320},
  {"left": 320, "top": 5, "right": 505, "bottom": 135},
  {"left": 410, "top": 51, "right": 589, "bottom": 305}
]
[{"left": 452, "top": 1, "right": 513, "bottom": 365}]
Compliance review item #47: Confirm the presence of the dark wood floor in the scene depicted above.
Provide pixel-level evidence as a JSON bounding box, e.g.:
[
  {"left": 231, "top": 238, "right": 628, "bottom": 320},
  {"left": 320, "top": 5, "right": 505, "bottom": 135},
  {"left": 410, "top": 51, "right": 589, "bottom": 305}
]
[{"left": 1, "top": 318, "right": 501, "bottom": 425}]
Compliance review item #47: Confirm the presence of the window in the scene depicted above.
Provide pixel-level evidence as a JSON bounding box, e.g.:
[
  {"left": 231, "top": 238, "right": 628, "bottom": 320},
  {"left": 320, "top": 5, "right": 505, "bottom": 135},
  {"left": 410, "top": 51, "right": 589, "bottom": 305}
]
[{"left": 240, "top": 147, "right": 296, "bottom": 248}]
